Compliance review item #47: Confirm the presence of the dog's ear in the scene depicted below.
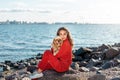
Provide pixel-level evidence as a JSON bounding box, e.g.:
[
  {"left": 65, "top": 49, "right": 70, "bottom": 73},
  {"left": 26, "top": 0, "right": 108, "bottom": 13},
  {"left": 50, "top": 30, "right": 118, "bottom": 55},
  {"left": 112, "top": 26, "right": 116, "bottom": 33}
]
[
  {"left": 52, "top": 38, "right": 56, "bottom": 47},
  {"left": 53, "top": 39, "right": 56, "bottom": 44}
]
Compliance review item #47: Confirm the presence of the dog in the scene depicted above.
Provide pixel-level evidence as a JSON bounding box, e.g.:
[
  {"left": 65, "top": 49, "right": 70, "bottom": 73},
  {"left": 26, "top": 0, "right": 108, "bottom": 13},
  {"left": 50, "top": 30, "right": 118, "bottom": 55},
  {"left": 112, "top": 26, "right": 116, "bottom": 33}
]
[{"left": 52, "top": 36, "right": 63, "bottom": 56}]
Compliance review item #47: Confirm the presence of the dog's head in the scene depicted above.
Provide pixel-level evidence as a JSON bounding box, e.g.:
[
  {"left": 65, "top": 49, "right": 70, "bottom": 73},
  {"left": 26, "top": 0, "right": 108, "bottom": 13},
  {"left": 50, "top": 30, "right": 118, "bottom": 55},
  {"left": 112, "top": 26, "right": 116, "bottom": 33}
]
[{"left": 52, "top": 36, "right": 63, "bottom": 48}]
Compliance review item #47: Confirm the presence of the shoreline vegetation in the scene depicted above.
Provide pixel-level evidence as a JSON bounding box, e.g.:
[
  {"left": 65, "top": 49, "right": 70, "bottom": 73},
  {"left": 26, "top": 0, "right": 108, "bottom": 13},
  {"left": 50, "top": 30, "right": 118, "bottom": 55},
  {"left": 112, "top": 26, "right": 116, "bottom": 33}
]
[
  {"left": 0, "top": 20, "right": 118, "bottom": 25},
  {"left": 0, "top": 43, "right": 120, "bottom": 80}
]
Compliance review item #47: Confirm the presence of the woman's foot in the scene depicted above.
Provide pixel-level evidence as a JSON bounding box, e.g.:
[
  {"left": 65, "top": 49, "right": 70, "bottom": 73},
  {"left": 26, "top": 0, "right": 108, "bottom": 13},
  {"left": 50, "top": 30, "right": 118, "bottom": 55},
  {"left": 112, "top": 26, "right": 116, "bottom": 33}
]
[{"left": 29, "top": 71, "right": 43, "bottom": 79}]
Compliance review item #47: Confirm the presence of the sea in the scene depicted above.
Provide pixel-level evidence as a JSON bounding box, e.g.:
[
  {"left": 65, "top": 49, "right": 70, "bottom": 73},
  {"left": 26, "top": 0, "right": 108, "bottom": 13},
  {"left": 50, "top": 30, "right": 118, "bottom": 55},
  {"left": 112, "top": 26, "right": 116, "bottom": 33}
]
[{"left": 0, "top": 24, "right": 120, "bottom": 62}]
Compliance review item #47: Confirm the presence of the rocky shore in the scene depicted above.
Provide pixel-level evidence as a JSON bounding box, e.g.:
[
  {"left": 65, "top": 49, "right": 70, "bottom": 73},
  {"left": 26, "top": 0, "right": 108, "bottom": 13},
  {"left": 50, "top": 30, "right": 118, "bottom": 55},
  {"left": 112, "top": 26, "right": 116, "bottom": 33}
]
[{"left": 0, "top": 43, "right": 120, "bottom": 80}]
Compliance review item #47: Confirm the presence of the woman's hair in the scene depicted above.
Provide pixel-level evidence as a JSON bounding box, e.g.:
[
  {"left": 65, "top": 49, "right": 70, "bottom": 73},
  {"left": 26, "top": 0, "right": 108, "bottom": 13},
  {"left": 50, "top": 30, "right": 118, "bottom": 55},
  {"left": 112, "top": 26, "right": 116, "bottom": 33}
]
[{"left": 57, "top": 27, "right": 73, "bottom": 47}]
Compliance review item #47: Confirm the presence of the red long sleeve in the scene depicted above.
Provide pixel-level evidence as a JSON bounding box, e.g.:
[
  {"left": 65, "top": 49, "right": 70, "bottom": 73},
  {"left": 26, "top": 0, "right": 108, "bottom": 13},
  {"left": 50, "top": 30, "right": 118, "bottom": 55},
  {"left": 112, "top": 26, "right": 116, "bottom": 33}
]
[{"left": 48, "top": 38, "right": 72, "bottom": 72}]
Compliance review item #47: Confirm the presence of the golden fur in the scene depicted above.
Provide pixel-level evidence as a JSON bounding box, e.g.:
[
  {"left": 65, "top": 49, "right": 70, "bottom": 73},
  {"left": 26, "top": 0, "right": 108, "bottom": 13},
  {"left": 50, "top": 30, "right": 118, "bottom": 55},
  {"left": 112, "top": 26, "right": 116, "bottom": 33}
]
[{"left": 52, "top": 36, "right": 63, "bottom": 56}]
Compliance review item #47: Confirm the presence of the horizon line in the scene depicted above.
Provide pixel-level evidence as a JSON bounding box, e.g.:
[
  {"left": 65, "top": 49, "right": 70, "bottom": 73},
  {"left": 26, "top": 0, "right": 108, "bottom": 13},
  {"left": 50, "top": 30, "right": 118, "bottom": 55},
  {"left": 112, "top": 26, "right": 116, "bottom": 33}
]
[{"left": 0, "top": 20, "right": 120, "bottom": 25}]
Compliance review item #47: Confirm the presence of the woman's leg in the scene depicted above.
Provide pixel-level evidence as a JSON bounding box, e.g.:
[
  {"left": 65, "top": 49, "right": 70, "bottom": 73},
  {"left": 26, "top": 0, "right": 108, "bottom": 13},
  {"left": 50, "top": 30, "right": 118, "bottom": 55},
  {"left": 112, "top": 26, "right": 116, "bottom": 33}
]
[{"left": 37, "top": 50, "right": 53, "bottom": 72}]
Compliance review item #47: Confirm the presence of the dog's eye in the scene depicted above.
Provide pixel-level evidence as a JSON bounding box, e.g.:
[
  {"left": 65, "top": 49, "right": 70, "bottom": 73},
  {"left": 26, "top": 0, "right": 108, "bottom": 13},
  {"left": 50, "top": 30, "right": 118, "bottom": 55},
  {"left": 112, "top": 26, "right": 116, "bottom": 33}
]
[{"left": 58, "top": 39, "right": 61, "bottom": 42}]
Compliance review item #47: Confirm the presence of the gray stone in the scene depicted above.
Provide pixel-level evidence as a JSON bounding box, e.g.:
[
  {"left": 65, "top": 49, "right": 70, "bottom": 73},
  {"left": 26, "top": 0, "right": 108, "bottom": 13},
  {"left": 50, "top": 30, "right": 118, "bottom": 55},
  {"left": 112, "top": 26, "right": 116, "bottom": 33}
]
[
  {"left": 72, "top": 56, "right": 83, "bottom": 62},
  {"left": 74, "top": 47, "right": 92, "bottom": 56},
  {"left": 88, "top": 74, "right": 106, "bottom": 80},
  {"left": 3, "top": 65, "right": 11, "bottom": 71},
  {"left": 79, "top": 67, "right": 89, "bottom": 72},
  {"left": 38, "top": 70, "right": 81, "bottom": 80},
  {"left": 90, "top": 67, "right": 99, "bottom": 71},
  {"left": 71, "top": 62, "right": 80, "bottom": 70},
  {"left": 102, "top": 61, "right": 113, "bottom": 69},
  {"left": 18, "top": 63, "right": 26, "bottom": 69},
  {"left": 87, "top": 59, "right": 102, "bottom": 67},
  {"left": 111, "top": 77, "right": 120, "bottom": 80},
  {"left": 79, "top": 61, "right": 88, "bottom": 67},
  {"left": 105, "top": 47, "right": 120, "bottom": 59},
  {"left": 27, "top": 65, "right": 37, "bottom": 73},
  {"left": 98, "top": 44, "right": 111, "bottom": 51}
]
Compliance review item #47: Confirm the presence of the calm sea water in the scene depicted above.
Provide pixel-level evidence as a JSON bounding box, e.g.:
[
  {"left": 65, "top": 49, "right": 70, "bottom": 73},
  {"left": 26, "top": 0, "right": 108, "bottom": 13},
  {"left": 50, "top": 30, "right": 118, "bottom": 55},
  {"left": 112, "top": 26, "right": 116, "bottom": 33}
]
[{"left": 0, "top": 24, "right": 120, "bottom": 62}]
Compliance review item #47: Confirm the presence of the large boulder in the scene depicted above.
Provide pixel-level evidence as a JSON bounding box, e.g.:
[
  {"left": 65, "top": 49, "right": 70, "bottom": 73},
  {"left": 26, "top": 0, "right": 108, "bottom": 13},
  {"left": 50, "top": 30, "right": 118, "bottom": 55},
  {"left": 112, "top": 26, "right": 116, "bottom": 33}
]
[
  {"left": 102, "top": 61, "right": 113, "bottom": 69},
  {"left": 98, "top": 44, "right": 111, "bottom": 51},
  {"left": 74, "top": 47, "right": 92, "bottom": 56},
  {"left": 87, "top": 59, "right": 102, "bottom": 68},
  {"left": 38, "top": 70, "right": 81, "bottom": 80},
  {"left": 104, "top": 47, "right": 120, "bottom": 59}
]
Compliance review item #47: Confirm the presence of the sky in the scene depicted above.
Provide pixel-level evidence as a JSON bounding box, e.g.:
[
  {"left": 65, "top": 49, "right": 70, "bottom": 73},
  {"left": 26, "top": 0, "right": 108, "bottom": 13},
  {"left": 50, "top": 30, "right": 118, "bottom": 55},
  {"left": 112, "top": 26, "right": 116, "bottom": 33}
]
[{"left": 0, "top": 0, "right": 120, "bottom": 24}]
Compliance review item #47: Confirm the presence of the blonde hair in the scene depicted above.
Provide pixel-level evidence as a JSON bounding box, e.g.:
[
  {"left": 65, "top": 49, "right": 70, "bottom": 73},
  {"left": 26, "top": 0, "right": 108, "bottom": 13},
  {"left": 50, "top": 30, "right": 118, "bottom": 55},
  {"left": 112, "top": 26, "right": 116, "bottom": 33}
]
[{"left": 57, "top": 27, "right": 73, "bottom": 47}]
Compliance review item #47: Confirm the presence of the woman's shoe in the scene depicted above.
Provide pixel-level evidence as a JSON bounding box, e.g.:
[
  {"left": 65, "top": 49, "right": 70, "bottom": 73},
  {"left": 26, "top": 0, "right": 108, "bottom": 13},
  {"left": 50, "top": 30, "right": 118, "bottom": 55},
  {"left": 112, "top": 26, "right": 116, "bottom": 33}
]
[{"left": 30, "top": 71, "right": 43, "bottom": 79}]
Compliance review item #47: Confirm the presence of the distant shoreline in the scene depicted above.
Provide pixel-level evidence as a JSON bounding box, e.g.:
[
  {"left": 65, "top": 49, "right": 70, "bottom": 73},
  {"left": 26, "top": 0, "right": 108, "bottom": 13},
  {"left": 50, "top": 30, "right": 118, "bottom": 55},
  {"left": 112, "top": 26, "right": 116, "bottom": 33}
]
[{"left": 0, "top": 20, "right": 120, "bottom": 25}]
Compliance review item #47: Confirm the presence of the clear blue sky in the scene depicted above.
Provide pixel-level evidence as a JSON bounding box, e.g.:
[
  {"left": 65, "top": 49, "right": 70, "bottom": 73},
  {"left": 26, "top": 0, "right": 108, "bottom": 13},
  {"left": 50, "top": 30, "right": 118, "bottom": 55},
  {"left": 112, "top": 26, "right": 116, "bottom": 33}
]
[{"left": 0, "top": 0, "right": 120, "bottom": 24}]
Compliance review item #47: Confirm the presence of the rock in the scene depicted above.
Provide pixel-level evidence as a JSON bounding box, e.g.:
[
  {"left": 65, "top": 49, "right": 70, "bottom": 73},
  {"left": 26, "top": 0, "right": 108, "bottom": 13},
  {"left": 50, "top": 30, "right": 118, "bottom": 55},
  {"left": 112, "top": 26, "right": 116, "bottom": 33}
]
[
  {"left": 18, "top": 63, "right": 26, "bottom": 69},
  {"left": 65, "top": 68, "right": 79, "bottom": 74},
  {"left": 74, "top": 47, "right": 92, "bottom": 56},
  {"left": 98, "top": 44, "right": 111, "bottom": 51},
  {"left": 0, "top": 78, "right": 5, "bottom": 80},
  {"left": 88, "top": 74, "right": 106, "bottom": 80},
  {"left": 113, "top": 59, "right": 120, "bottom": 66},
  {"left": 21, "top": 76, "right": 30, "bottom": 80},
  {"left": 20, "top": 73, "right": 30, "bottom": 80},
  {"left": 37, "top": 53, "right": 43, "bottom": 56},
  {"left": 90, "top": 67, "right": 99, "bottom": 71},
  {"left": 4, "top": 60, "right": 11, "bottom": 65},
  {"left": 111, "top": 67, "right": 120, "bottom": 71},
  {"left": 87, "top": 59, "right": 102, "bottom": 67},
  {"left": 3, "top": 65, "right": 11, "bottom": 71},
  {"left": 36, "top": 53, "right": 43, "bottom": 60},
  {"left": 111, "top": 77, "right": 120, "bottom": 80},
  {"left": 23, "top": 62, "right": 30, "bottom": 67},
  {"left": 18, "top": 71, "right": 30, "bottom": 76},
  {"left": 40, "top": 70, "right": 81, "bottom": 80},
  {"left": 79, "top": 67, "right": 89, "bottom": 72},
  {"left": 102, "top": 61, "right": 113, "bottom": 69},
  {"left": 27, "top": 65, "right": 37, "bottom": 73},
  {"left": 30, "top": 60, "right": 37, "bottom": 65},
  {"left": 88, "top": 47, "right": 98, "bottom": 52},
  {"left": 72, "top": 56, "right": 83, "bottom": 62},
  {"left": 114, "top": 54, "right": 120, "bottom": 59},
  {"left": 113, "top": 43, "right": 120, "bottom": 47},
  {"left": 71, "top": 62, "right": 80, "bottom": 70},
  {"left": 36, "top": 56, "right": 42, "bottom": 59},
  {"left": 83, "top": 53, "right": 91, "bottom": 59},
  {"left": 79, "top": 61, "right": 88, "bottom": 67},
  {"left": 19, "top": 60, "right": 26, "bottom": 63},
  {"left": 0, "top": 73, "right": 5, "bottom": 80},
  {"left": 5, "top": 73, "right": 20, "bottom": 80},
  {"left": 105, "top": 47, "right": 120, "bottom": 59},
  {"left": 13, "top": 63, "right": 19, "bottom": 69},
  {"left": 91, "top": 52, "right": 102, "bottom": 59}
]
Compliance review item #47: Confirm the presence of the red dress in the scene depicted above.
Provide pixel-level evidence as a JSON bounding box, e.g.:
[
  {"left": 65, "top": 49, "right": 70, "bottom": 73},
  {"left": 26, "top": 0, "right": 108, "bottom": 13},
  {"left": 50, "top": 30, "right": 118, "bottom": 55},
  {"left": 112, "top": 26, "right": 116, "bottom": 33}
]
[{"left": 38, "top": 38, "right": 72, "bottom": 72}]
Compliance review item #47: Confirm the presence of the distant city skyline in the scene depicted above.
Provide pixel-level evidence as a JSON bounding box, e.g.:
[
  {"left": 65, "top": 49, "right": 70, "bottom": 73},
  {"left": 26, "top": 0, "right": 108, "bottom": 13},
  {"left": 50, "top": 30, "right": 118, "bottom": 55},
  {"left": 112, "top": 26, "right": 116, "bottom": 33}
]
[{"left": 0, "top": 0, "right": 120, "bottom": 24}]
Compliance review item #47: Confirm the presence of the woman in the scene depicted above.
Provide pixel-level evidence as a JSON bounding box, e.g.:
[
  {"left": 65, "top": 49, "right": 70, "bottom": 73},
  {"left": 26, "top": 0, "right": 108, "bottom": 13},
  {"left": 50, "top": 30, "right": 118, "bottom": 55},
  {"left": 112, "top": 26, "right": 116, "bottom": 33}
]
[{"left": 30, "top": 27, "right": 73, "bottom": 79}]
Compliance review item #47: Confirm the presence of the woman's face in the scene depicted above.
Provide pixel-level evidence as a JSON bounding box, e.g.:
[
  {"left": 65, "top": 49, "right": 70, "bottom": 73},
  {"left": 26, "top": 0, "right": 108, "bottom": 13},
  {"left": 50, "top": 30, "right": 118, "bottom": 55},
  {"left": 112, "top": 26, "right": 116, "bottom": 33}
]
[{"left": 59, "top": 30, "right": 67, "bottom": 41}]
